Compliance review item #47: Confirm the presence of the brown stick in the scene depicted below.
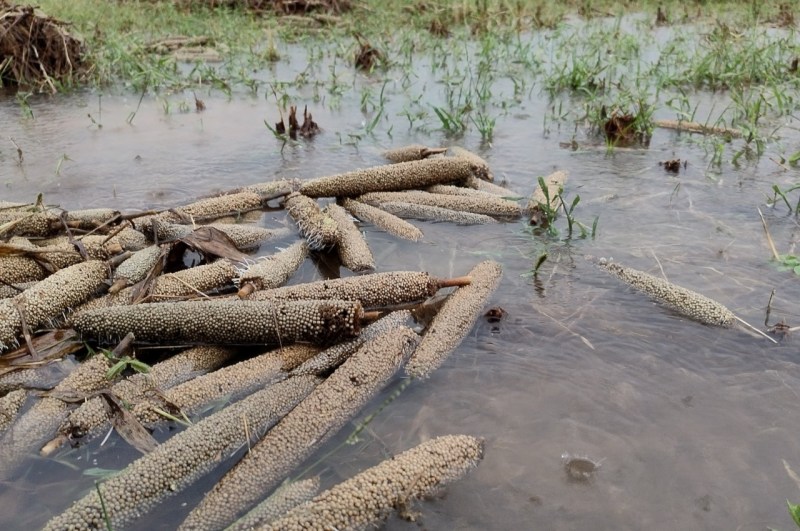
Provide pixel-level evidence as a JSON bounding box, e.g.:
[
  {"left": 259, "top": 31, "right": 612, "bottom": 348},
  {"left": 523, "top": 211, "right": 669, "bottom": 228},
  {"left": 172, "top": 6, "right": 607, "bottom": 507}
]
[{"left": 437, "top": 275, "right": 472, "bottom": 288}]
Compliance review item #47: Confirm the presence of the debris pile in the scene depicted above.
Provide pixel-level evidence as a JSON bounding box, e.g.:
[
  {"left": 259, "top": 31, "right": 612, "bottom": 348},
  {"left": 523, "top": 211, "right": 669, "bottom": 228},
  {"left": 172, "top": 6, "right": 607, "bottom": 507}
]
[
  {"left": 0, "top": 1, "right": 85, "bottom": 91},
  {"left": 0, "top": 145, "right": 515, "bottom": 530}
]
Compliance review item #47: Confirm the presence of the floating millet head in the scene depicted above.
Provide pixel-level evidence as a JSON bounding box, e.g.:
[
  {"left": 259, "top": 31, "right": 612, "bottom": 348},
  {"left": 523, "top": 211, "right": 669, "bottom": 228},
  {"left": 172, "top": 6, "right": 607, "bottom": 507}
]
[
  {"left": 383, "top": 144, "right": 447, "bottom": 163},
  {"left": 592, "top": 257, "right": 736, "bottom": 327},
  {"left": 340, "top": 198, "right": 423, "bottom": 242},
  {"left": 406, "top": 260, "right": 502, "bottom": 379},
  {"left": 324, "top": 203, "right": 375, "bottom": 273},
  {"left": 249, "top": 271, "right": 470, "bottom": 310},
  {"left": 237, "top": 240, "right": 309, "bottom": 297},
  {"left": 283, "top": 192, "right": 340, "bottom": 251},
  {"left": 360, "top": 190, "right": 521, "bottom": 218},
  {"left": 43, "top": 375, "right": 320, "bottom": 531},
  {"left": 179, "top": 326, "right": 420, "bottom": 530},
  {"left": 267, "top": 434, "right": 485, "bottom": 530},
  {"left": 449, "top": 146, "right": 494, "bottom": 182},
  {"left": 379, "top": 201, "right": 498, "bottom": 225},
  {"left": 299, "top": 157, "right": 481, "bottom": 198},
  {"left": 72, "top": 299, "right": 363, "bottom": 346}
]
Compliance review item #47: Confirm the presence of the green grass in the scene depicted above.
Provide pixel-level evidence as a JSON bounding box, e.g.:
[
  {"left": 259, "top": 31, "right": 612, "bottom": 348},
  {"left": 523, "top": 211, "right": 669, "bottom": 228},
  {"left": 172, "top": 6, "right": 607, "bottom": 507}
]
[{"left": 16, "top": 0, "right": 799, "bottom": 165}]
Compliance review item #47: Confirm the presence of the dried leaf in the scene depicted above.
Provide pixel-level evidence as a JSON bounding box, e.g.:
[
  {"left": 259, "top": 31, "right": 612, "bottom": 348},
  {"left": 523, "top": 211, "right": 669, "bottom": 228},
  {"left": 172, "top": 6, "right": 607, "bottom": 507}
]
[
  {"left": 178, "top": 226, "right": 249, "bottom": 264},
  {"left": 100, "top": 392, "right": 158, "bottom": 455}
]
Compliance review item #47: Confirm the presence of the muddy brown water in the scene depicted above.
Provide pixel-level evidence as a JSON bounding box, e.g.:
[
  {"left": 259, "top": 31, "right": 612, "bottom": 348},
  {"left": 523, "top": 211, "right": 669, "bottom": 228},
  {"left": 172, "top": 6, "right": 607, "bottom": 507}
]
[{"left": 3, "top": 53, "right": 800, "bottom": 530}]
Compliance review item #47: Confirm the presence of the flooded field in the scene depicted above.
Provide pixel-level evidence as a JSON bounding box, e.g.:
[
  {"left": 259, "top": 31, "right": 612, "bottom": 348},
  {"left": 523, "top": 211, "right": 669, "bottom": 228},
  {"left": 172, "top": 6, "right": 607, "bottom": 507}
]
[{"left": 2, "top": 10, "right": 800, "bottom": 531}]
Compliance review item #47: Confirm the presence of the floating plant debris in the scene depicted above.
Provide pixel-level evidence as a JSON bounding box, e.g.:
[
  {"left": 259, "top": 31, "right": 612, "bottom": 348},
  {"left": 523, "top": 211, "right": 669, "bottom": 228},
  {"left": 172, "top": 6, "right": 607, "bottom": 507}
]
[{"left": 562, "top": 452, "right": 602, "bottom": 482}]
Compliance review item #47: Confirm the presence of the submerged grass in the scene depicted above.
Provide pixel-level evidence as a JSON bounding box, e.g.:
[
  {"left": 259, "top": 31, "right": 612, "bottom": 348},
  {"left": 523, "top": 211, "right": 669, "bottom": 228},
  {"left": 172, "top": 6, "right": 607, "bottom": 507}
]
[{"left": 16, "top": 0, "right": 800, "bottom": 164}]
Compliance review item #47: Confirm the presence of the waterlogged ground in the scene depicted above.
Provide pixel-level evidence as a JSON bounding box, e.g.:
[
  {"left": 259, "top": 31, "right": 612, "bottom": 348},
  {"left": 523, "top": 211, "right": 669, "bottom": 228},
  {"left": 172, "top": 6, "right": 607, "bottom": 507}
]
[{"left": 3, "top": 13, "right": 800, "bottom": 531}]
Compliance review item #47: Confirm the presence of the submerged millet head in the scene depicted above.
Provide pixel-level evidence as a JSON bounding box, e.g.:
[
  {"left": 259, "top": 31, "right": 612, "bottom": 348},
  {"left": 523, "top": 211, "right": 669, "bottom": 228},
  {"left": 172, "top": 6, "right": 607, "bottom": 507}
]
[
  {"left": 360, "top": 190, "right": 521, "bottom": 218},
  {"left": 449, "top": 146, "right": 493, "bottom": 182},
  {"left": 63, "top": 346, "right": 235, "bottom": 441},
  {"left": 266, "top": 434, "right": 485, "bottom": 531},
  {"left": 406, "top": 260, "right": 502, "bottom": 379},
  {"left": 43, "top": 375, "right": 320, "bottom": 531},
  {"left": 179, "top": 326, "right": 420, "bottom": 530},
  {"left": 227, "top": 478, "right": 320, "bottom": 531}
]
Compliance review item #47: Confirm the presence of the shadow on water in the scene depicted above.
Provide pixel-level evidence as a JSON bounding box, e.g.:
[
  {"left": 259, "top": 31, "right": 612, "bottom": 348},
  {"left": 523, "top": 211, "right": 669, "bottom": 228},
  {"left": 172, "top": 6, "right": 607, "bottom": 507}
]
[{"left": 3, "top": 29, "right": 800, "bottom": 531}]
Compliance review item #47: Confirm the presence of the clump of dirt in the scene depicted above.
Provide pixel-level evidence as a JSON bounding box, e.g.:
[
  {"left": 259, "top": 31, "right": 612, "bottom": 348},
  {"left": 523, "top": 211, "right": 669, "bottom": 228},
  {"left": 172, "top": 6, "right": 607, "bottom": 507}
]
[
  {"left": 178, "top": 0, "right": 352, "bottom": 14},
  {"left": 602, "top": 107, "right": 651, "bottom": 146},
  {"left": 428, "top": 18, "right": 450, "bottom": 38},
  {"left": 659, "top": 159, "right": 685, "bottom": 174},
  {"left": 354, "top": 34, "right": 384, "bottom": 71},
  {"left": 775, "top": 3, "right": 795, "bottom": 27},
  {"left": 275, "top": 105, "right": 320, "bottom": 140},
  {"left": 0, "top": 1, "right": 85, "bottom": 92}
]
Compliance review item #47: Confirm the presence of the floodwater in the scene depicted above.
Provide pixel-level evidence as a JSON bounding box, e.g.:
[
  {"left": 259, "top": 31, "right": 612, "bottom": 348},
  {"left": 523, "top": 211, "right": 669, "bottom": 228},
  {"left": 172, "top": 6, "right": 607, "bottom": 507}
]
[{"left": 3, "top": 20, "right": 800, "bottom": 531}]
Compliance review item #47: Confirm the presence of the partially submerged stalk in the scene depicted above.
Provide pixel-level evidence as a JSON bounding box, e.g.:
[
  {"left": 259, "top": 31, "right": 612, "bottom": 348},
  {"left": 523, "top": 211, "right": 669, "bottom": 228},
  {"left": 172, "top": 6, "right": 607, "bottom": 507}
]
[{"left": 593, "top": 257, "right": 736, "bottom": 327}]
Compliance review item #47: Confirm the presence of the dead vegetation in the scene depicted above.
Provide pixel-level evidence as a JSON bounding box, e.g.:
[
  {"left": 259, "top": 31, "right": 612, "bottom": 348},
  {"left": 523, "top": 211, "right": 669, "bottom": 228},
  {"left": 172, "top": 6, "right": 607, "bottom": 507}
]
[
  {"left": 173, "top": 0, "right": 352, "bottom": 14},
  {"left": 0, "top": 1, "right": 85, "bottom": 91},
  {"left": 275, "top": 105, "right": 320, "bottom": 139}
]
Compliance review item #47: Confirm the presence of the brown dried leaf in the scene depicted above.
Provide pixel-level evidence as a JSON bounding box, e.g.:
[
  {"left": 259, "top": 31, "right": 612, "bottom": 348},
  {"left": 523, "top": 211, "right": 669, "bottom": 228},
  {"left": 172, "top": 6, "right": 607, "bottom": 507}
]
[
  {"left": 178, "top": 226, "right": 250, "bottom": 265},
  {"left": 100, "top": 391, "right": 158, "bottom": 455}
]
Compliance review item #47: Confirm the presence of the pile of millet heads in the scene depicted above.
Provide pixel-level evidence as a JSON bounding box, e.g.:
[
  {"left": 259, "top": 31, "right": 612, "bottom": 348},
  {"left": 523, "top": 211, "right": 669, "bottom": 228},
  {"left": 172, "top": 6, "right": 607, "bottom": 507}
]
[{"left": 0, "top": 146, "right": 518, "bottom": 530}]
